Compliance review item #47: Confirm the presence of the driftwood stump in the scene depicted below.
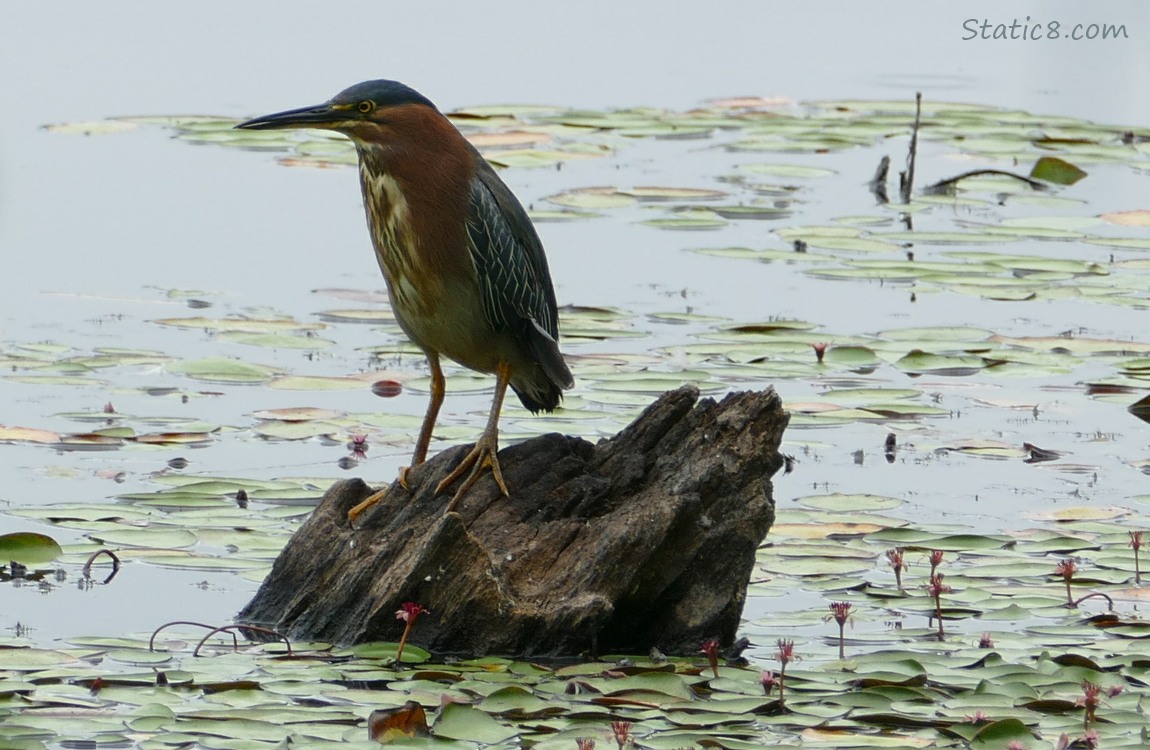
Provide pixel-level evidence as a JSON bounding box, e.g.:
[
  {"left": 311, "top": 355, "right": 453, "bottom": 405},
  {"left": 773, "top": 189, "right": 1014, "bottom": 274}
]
[{"left": 238, "top": 385, "right": 788, "bottom": 657}]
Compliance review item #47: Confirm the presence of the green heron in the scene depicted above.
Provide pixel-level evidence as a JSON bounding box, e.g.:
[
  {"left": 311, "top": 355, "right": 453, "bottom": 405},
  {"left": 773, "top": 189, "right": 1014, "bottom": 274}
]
[{"left": 237, "top": 80, "right": 573, "bottom": 518}]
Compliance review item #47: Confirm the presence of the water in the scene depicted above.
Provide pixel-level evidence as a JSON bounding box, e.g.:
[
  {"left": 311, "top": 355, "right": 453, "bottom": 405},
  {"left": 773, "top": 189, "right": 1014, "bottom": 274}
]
[
  {"left": 3, "top": 0, "right": 1149, "bottom": 317},
  {"left": 2, "top": 0, "right": 1149, "bottom": 648}
]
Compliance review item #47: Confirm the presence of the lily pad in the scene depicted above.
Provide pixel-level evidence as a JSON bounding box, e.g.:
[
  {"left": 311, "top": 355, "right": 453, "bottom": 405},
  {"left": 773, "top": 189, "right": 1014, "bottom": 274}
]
[
  {"left": 87, "top": 528, "right": 198, "bottom": 549},
  {"left": 545, "top": 188, "right": 637, "bottom": 209},
  {"left": 432, "top": 703, "right": 520, "bottom": 743},
  {"left": 166, "top": 358, "right": 277, "bottom": 384},
  {"left": 740, "top": 163, "right": 836, "bottom": 179},
  {"left": 0, "top": 533, "right": 63, "bottom": 565},
  {"left": 795, "top": 494, "right": 904, "bottom": 512},
  {"left": 1030, "top": 156, "right": 1087, "bottom": 185},
  {"left": 641, "top": 216, "right": 727, "bottom": 230},
  {"left": 154, "top": 316, "right": 324, "bottom": 333}
]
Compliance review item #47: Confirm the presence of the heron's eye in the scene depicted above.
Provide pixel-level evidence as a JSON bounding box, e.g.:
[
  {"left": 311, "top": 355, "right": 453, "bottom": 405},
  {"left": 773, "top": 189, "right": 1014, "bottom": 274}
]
[{"left": 357, "top": 100, "right": 375, "bottom": 114}]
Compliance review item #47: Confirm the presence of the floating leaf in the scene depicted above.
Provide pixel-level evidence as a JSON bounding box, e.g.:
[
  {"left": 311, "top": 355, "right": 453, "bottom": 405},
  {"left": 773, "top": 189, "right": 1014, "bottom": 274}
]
[
  {"left": 0, "top": 648, "right": 80, "bottom": 671},
  {"left": 709, "top": 205, "right": 792, "bottom": 220},
  {"left": 545, "top": 188, "right": 637, "bottom": 209},
  {"left": 760, "top": 555, "right": 875, "bottom": 577},
  {"left": 968, "top": 718, "right": 1035, "bottom": 749},
  {"left": 530, "top": 208, "right": 604, "bottom": 221},
  {"left": 315, "top": 309, "right": 393, "bottom": 324},
  {"left": 1030, "top": 156, "right": 1087, "bottom": 185},
  {"left": 0, "top": 532, "right": 63, "bottom": 565},
  {"left": 485, "top": 148, "right": 604, "bottom": 168},
  {"left": 1023, "top": 506, "right": 1130, "bottom": 522},
  {"left": 769, "top": 522, "right": 891, "bottom": 539},
  {"left": 822, "top": 346, "right": 880, "bottom": 369},
  {"left": 894, "top": 350, "right": 988, "bottom": 376},
  {"left": 369, "top": 701, "right": 429, "bottom": 742},
  {"left": 251, "top": 407, "right": 344, "bottom": 422},
  {"left": 166, "top": 358, "right": 277, "bottom": 384},
  {"left": 740, "top": 163, "right": 836, "bottom": 179},
  {"left": 267, "top": 375, "right": 368, "bottom": 390},
  {"left": 795, "top": 494, "right": 903, "bottom": 512},
  {"left": 1100, "top": 209, "right": 1150, "bottom": 227},
  {"left": 623, "top": 186, "right": 726, "bottom": 201},
  {"left": 804, "top": 236, "right": 903, "bottom": 253},
  {"left": 249, "top": 419, "right": 336, "bottom": 442},
  {"left": 431, "top": 703, "right": 519, "bottom": 743},
  {"left": 0, "top": 425, "right": 61, "bottom": 444},
  {"left": 88, "top": 528, "right": 198, "bottom": 549},
  {"left": 641, "top": 216, "right": 727, "bottom": 230},
  {"left": 468, "top": 130, "right": 552, "bottom": 148},
  {"left": 154, "top": 316, "right": 324, "bottom": 333},
  {"left": 129, "top": 431, "right": 214, "bottom": 446},
  {"left": 9, "top": 504, "right": 151, "bottom": 524},
  {"left": 4, "top": 374, "right": 105, "bottom": 386},
  {"left": 216, "top": 332, "right": 334, "bottom": 350}
]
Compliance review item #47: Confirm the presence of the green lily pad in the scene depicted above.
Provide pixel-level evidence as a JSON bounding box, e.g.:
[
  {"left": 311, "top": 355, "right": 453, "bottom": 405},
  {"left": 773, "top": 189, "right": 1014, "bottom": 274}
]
[
  {"left": 794, "top": 494, "right": 903, "bottom": 512},
  {"left": 710, "top": 205, "right": 793, "bottom": 220},
  {"left": 545, "top": 189, "right": 637, "bottom": 209},
  {"left": 267, "top": 375, "right": 369, "bottom": 390},
  {"left": 804, "top": 236, "right": 904, "bottom": 253},
  {"left": 641, "top": 216, "right": 727, "bottom": 230},
  {"left": 4, "top": 374, "right": 105, "bottom": 386},
  {"left": 432, "top": 703, "right": 519, "bottom": 743},
  {"left": 166, "top": 358, "right": 278, "bottom": 384},
  {"left": 154, "top": 316, "right": 324, "bottom": 333},
  {"left": 477, "top": 685, "right": 561, "bottom": 715},
  {"left": 216, "top": 332, "right": 334, "bottom": 350},
  {"left": 486, "top": 148, "right": 604, "bottom": 168},
  {"left": 739, "top": 163, "right": 836, "bottom": 179},
  {"left": 87, "top": 528, "right": 198, "bottom": 549},
  {"left": 1030, "top": 156, "right": 1087, "bottom": 185},
  {"left": 315, "top": 309, "right": 393, "bottom": 324},
  {"left": 252, "top": 421, "right": 342, "bottom": 440},
  {"left": 624, "top": 187, "right": 727, "bottom": 201},
  {"left": 969, "top": 718, "right": 1035, "bottom": 749},
  {"left": 0, "top": 532, "right": 63, "bottom": 565},
  {"left": 0, "top": 648, "right": 81, "bottom": 670},
  {"left": 759, "top": 556, "right": 875, "bottom": 577},
  {"left": 895, "top": 350, "right": 988, "bottom": 376},
  {"left": 8, "top": 505, "right": 152, "bottom": 524}
]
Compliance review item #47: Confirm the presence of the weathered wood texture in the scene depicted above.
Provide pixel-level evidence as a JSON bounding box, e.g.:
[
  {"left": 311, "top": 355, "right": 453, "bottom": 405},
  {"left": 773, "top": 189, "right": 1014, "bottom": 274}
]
[{"left": 238, "top": 385, "right": 788, "bottom": 657}]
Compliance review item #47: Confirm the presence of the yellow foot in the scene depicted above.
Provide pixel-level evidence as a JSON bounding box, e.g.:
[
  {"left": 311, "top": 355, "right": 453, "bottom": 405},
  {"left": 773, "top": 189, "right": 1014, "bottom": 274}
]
[
  {"left": 347, "top": 488, "right": 387, "bottom": 527},
  {"left": 346, "top": 466, "right": 414, "bottom": 526},
  {"left": 438, "top": 438, "right": 509, "bottom": 512}
]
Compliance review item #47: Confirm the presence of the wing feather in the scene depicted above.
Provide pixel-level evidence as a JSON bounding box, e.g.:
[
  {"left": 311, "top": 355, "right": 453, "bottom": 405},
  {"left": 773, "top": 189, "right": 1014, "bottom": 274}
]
[{"left": 465, "top": 156, "right": 573, "bottom": 396}]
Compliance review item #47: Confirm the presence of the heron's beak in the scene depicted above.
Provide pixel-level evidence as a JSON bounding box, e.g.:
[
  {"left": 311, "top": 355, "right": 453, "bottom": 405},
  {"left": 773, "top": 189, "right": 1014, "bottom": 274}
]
[{"left": 235, "top": 102, "right": 347, "bottom": 131}]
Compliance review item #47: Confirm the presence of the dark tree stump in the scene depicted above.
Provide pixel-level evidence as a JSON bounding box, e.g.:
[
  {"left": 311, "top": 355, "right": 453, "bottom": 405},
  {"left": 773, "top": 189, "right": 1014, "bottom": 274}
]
[{"left": 238, "top": 385, "right": 788, "bottom": 657}]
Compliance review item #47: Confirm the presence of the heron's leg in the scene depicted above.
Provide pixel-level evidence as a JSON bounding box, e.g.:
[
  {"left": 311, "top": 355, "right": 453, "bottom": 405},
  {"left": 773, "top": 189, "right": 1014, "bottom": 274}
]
[
  {"left": 347, "top": 353, "right": 445, "bottom": 526},
  {"left": 401, "top": 353, "right": 444, "bottom": 485},
  {"left": 439, "top": 361, "right": 512, "bottom": 511}
]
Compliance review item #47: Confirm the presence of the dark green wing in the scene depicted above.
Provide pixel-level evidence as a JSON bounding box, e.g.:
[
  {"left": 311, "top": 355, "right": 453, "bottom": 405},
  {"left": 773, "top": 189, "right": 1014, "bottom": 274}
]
[{"left": 465, "top": 155, "right": 573, "bottom": 394}]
